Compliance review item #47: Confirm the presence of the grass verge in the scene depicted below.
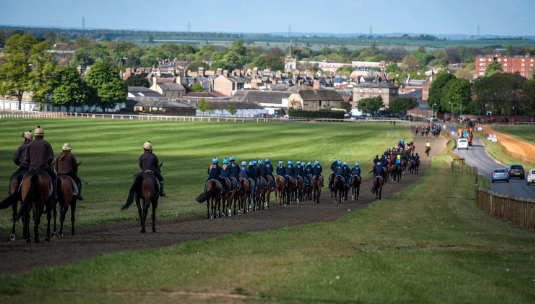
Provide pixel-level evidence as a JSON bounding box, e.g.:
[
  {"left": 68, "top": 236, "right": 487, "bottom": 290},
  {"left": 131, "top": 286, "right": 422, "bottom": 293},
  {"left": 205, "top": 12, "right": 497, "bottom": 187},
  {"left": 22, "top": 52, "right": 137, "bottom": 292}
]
[
  {"left": 1, "top": 154, "right": 534, "bottom": 303},
  {"left": 0, "top": 119, "right": 412, "bottom": 232},
  {"left": 477, "top": 174, "right": 491, "bottom": 190},
  {"left": 473, "top": 132, "right": 533, "bottom": 169}
]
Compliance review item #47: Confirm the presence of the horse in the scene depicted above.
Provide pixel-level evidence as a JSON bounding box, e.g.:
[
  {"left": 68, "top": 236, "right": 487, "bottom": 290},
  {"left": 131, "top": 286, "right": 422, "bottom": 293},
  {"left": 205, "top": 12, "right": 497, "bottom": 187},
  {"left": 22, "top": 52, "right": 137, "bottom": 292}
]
[
  {"left": 425, "top": 146, "right": 431, "bottom": 157},
  {"left": 401, "top": 159, "right": 407, "bottom": 172},
  {"left": 274, "top": 176, "right": 286, "bottom": 206},
  {"left": 350, "top": 175, "right": 361, "bottom": 200},
  {"left": 221, "top": 177, "right": 237, "bottom": 216},
  {"left": 415, "top": 128, "right": 419, "bottom": 136},
  {"left": 391, "top": 164, "right": 402, "bottom": 182},
  {"left": 371, "top": 175, "right": 384, "bottom": 200},
  {"left": 295, "top": 176, "right": 304, "bottom": 203},
  {"left": 285, "top": 176, "right": 296, "bottom": 204},
  {"left": 332, "top": 175, "right": 348, "bottom": 203},
  {"left": 264, "top": 175, "right": 277, "bottom": 209},
  {"left": 256, "top": 177, "right": 270, "bottom": 210},
  {"left": 311, "top": 175, "right": 323, "bottom": 203},
  {"left": 238, "top": 177, "right": 253, "bottom": 214},
  {"left": 196, "top": 179, "right": 222, "bottom": 219},
  {"left": 425, "top": 129, "right": 429, "bottom": 137},
  {"left": 53, "top": 175, "right": 79, "bottom": 237},
  {"left": 305, "top": 174, "right": 313, "bottom": 201},
  {"left": 432, "top": 129, "right": 436, "bottom": 137},
  {"left": 122, "top": 171, "right": 161, "bottom": 232},
  {"left": 10, "top": 169, "right": 54, "bottom": 244},
  {"left": 329, "top": 172, "right": 336, "bottom": 197},
  {"left": 0, "top": 171, "right": 27, "bottom": 241}
]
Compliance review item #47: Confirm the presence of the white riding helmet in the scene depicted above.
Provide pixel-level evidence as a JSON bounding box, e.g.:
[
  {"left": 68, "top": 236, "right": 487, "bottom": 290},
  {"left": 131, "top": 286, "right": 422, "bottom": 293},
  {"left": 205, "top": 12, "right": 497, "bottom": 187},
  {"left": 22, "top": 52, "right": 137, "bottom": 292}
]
[{"left": 143, "top": 141, "right": 152, "bottom": 150}]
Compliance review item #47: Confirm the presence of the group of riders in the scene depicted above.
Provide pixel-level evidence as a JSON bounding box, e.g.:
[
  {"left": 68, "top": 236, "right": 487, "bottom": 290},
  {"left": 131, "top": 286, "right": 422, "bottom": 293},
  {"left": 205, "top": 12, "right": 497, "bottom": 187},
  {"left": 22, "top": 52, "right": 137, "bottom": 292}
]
[{"left": 415, "top": 124, "right": 441, "bottom": 137}]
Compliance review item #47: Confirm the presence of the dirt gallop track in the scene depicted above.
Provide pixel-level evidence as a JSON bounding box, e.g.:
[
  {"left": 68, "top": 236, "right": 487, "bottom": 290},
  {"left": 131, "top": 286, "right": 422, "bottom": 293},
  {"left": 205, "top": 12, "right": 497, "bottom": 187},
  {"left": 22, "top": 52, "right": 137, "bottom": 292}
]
[
  {"left": 0, "top": 132, "right": 446, "bottom": 275},
  {"left": 482, "top": 125, "right": 535, "bottom": 158}
]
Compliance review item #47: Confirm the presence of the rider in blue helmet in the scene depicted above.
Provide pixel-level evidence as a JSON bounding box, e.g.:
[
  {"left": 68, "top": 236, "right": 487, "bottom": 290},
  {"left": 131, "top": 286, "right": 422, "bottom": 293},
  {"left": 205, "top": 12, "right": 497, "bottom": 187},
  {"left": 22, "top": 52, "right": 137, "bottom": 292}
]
[
  {"left": 285, "top": 160, "right": 295, "bottom": 183},
  {"left": 207, "top": 157, "right": 223, "bottom": 185},
  {"left": 334, "top": 160, "right": 345, "bottom": 187},
  {"left": 276, "top": 160, "right": 286, "bottom": 184},
  {"left": 239, "top": 161, "right": 248, "bottom": 180},
  {"left": 295, "top": 160, "right": 305, "bottom": 186},
  {"left": 247, "top": 161, "right": 257, "bottom": 179},
  {"left": 351, "top": 162, "right": 361, "bottom": 182},
  {"left": 312, "top": 160, "right": 324, "bottom": 187},
  {"left": 220, "top": 157, "right": 234, "bottom": 190},
  {"left": 265, "top": 157, "right": 276, "bottom": 188},
  {"left": 331, "top": 158, "right": 338, "bottom": 172},
  {"left": 229, "top": 157, "right": 240, "bottom": 190},
  {"left": 256, "top": 159, "right": 268, "bottom": 188}
]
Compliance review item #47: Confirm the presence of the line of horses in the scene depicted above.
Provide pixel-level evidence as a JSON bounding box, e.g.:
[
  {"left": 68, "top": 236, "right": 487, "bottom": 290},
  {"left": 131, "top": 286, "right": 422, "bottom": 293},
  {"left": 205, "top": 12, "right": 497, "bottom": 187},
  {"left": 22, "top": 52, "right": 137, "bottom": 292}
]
[{"left": 416, "top": 126, "right": 442, "bottom": 138}]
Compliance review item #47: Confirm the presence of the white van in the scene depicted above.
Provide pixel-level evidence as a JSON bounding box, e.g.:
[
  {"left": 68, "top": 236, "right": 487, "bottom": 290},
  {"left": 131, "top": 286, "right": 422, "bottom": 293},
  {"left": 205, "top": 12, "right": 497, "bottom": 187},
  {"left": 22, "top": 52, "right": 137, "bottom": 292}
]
[{"left": 458, "top": 138, "right": 469, "bottom": 150}]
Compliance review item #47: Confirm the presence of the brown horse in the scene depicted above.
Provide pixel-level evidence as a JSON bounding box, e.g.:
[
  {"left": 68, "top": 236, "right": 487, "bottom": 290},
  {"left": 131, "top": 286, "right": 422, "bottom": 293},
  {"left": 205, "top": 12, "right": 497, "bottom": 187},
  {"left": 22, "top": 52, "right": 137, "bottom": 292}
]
[
  {"left": 274, "top": 176, "right": 286, "bottom": 206},
  {"left": 228, "top": 177, "right": 241, "bottom": 215},
  {"left": 350, "top": 175, "right": 361, "bottom": 200},
  {"left": 15, "top": 169, "right": 54, "bottom": 244},
  {"left": 53, "top": 175, "right": 78, "bottom": 237},
  {"left": 408, "top": 160, "right": 418, "bottom": 175},
  {"left": 0, "top": 171, "right": 27, "bottom": 241},
  {"left": 425, "top": 129, "right": 429, "bottom": 137},
  {"left": 426, "top": 146, "right": 431, "bottom": 157},
  {"left": 238, "top": 177, "right": 253, "bottom": 214},
  {"left": 311, "top": 175, "right": 323, "bottom": 203},
  {"left": 295, "top": 176, "right": 304, "bottom": 203},
  {"left": 264, "top": 175, "right": 277, "bottom": 209},
  {"left": 329, "top": 172, "right": 336, "bottom": 197},
  {"left": 219, "top": 177, "right": 233, "bottom": 216},
  {"left": 332, "top": 176, "right": 348, "bottom": 203},
  {"left": 371, "top": 175, "right": 384, "bottom": 200},
  {"left": 391, "top": 164, "right": 402, "bottom": 182},
  {"left": 196, "top": 179, "right": 223, "bottom": 219},
  {"left": 122, "top": 171, "right": 160, "bottom": 232}
]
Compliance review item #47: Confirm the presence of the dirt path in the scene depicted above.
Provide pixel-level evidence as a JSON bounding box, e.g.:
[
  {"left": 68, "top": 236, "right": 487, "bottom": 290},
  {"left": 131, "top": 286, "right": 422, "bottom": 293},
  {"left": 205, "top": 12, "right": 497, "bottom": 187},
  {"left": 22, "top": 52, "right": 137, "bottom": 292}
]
[
  {"left": 0, "top": 133, "right": 446, "bottom": 275},
  {"left": 482, "top": 126, "right": 535, "bottom": 158}
]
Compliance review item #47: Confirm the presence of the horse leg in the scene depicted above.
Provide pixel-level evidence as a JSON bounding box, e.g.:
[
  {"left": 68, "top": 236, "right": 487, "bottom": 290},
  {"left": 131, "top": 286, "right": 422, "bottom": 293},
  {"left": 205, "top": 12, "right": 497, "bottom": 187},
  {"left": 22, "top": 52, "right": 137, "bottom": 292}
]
[
  {"left": 136, "top": 199, "right": 142, "bottom": 226},
  {"left": 52, "top": 201, "right": 58, "bottom": 237},
  {"left": 71, "top": 200, "right": 77, "bottom": 236},
  {"left": 152, "top": 199, "right": 158, "bottom": 233},
  {"left": 34, "top": 205, "right": 43, "bottom": 243},
  {"left": 25, "top": 208, "right": 31, "bottom": 244},
  {"left": 10, "top": 201, "right": 17, "bottom": 241},
  {"left": 140, "top": 198, "right": 147, "bottom": 233},
  {"left": 357, "top": 184, "right": 360, "bottom": 200},
  {"left": 206, "top": 198, "right": 210, "bottom": 219},
  {"left": 59, "top": 205, "right": 67, "bottom": 237}
]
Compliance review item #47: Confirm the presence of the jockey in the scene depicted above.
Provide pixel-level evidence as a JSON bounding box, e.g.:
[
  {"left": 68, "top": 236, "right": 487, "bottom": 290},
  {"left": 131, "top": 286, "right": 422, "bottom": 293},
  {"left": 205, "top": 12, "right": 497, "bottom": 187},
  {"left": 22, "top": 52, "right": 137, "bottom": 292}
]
[
  {"left": 397, "top": 154, "right": 401, "bottom": 161},
  {"left": 140, "top": 141, "right": 164, "bottom": 196},
  {"left": 247, "top": 161, "right": 257, "bottom": 179},
  {"left": 229, "top": 157, "right": 241, "bottom": 190},
  {"left": 55, "top": 143, "right": 84, "bottom": 200},
  {"left": 28, "top": 126, "right": 57, "bottom": 201},
  {"left": 373, "top": 155, "right": 380, "bottom": 165},
  {"left": 312, "top": 160, "right": 323, "bottom": 187},
  {"left": 397, "top": 141, "right": 402, "bottom": 147},
  {"left": 221, "top": 158, "right": 233, "bottom": 191},
  {"left": 285, "top": 160, "right": 295, "bottom": 178},
  {"left": 12, "top": 130, "right": 33, "bottom": 184},
  {"left": 295, "top": 161, "right": 306, "bottom": 186},
  {"left": 239, "top": 161, "right": 248, "bottom": 179},
  {"left": 426, "top": 141, "right": 431, "bottom": 149},
  {"left": 330, "top": 158, "right": 338, "bottom": 172},
  {"left": 276, "top": 160, "right": 286, "bottom": 184},
  {"left": 257, "top": 159, "right": 268, "bottom": 189},
  {"left": 437, "top": 125, "right": 441, "bottom": 131},
  {"left": 335, "top": 161, "right": 345, "bottom": 184},
  {"left": 207, "top": 157, "right": 223, "bottom": 187},
  {"left": 410, "top": 153, "right": 416, "bottom": 162},
  {"left": 382, "top": 156, "right": 389, "bottom": 168},
  {"left": 252, "top": 160, "right": 257, "bottom": 171},
  {"left": 351, "top": 162, "right": 361, "bottom": 181},
  {"left": 265, "top": 158, "right": 276, "bottom": 188},
  {"left": 305, "top": 162, "right": 313, "bottom": 176},
  {"left": 415, "top": 153, "right": 420, "bottom": 166},
  {"left": 401, "top": 139, "right": 405, "bottom": 146},
  {"left": 343, "top": 162, "right": 351, "bottom": 183},
  {"left": 374, "top": 162, "right": 383, "bottom": 177}
]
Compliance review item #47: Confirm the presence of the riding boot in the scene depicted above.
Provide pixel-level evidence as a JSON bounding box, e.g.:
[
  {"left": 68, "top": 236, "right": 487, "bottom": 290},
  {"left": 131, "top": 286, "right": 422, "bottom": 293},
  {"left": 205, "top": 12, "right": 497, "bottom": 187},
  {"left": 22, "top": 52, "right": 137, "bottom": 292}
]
[
  {"left": 77, "top": 182, "right": 84, "bottom": 201},
  {"left": 160, "top": 182, "right": 165, "bottom": 196}
]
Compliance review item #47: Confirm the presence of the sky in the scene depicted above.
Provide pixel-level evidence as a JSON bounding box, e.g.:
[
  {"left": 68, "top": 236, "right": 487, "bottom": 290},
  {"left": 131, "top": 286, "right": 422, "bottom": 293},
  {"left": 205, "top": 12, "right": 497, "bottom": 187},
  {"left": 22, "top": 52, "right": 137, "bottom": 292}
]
[{"left": 1, "top": 0, "right": 534, "bottom": 36}]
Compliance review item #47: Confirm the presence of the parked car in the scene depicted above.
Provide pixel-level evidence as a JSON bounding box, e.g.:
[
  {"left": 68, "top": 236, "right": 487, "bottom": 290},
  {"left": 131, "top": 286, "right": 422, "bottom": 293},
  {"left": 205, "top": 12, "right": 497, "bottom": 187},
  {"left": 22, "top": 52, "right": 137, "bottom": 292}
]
[
  {"left": 405, "top": 115, "right": 414, "bottom": 120},
  {"left": 527, "top": 169, "right": 535, "bottom": 185},
  {"left": 457, "top": 138, "right": 469, "bottom": 150},
  {"left": 492, "top": 168, "right": 509, "bottom": 183},
  {"left": 508, "top": 164, "right": 525, "bottom": 179},
  {"left": 428, "top": 115, "right": 436, "bottom": 121}
]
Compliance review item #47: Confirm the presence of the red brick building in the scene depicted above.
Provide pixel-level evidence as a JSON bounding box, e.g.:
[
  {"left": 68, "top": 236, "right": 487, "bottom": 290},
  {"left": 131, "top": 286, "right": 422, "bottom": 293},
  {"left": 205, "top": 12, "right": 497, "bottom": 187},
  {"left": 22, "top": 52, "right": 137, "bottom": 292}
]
[{"left": 475, "top": 53, "right": 534, "bottom": 78}]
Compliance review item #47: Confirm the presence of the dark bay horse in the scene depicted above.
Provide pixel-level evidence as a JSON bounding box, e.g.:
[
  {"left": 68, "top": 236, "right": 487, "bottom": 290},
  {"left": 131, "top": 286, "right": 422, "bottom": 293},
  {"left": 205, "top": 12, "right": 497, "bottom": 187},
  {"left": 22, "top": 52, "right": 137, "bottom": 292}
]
[
  {"left": 295, "top": 176, "right": 304, "bottom": 203},
  {"left": 0, "top": 171, "right": 27, "bottom": 241},
  {"left": 311, "top": 175, "right": 323, "bottom": 203},
  {"left": 408, "top": 160, "right": 418, "bottom": 175},
  {"left": 238, "top": 177, "right": 253, "bottom": 214},
  {"left": 371, "top": 175, "right": 384, "bottom": 200},
  {"left": 329, "top": 172, "right": 336, "bottom": 197},
  {"left": 391, "top": 164, "right": 402, "bottom": 182},
  {"left": 122, "top": 171, "right": 160, "bottom": 232},
  {"left": 196, "top": 179, "right": 223, "bottom": 219},
  {"left": 53, "top": 175, "right": 78, "bottom": 237},
  {"left": 274, "top": 176, "right": 286, "bottom": 206},
  {"left": 426, "top": 146, "right": 431, "bottom": 157},
  {"left": 332, "top": 176, "right": 347, "bottom": 203},
  {"left": 264, "top": 175, "right": 277, "bottom": 209},
  {"left": 350, "top": 175, "right": 361, "bottom": 200}
]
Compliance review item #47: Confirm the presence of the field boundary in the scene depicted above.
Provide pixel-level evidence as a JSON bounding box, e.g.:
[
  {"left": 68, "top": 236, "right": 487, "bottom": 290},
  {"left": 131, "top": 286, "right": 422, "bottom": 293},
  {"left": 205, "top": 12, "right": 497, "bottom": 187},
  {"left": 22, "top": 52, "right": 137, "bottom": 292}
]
[
  {"left": 477, "top": 129, "right": 535, "bottom": 166},
  {"left": 451, "top": 160, "right": 535, "bottom": 231}
]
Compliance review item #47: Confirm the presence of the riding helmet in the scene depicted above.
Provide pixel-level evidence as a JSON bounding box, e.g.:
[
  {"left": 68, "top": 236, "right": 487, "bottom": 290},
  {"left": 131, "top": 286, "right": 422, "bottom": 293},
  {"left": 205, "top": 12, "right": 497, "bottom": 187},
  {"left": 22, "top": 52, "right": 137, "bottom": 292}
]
[
  {"left": 249, "top": 161, "right": 253, "bottom": 166},
  {"left": 356, "top": 162, "right": 359, "bottom": 166},
  {"left": 143, "top": 141, "right": 152, "bottom": 150},
  {"left": 62, "top": 143, "right": 72, "bottom": 151},
  {"left": 229, "top": 156, "right": 235, "bottom": 161},
  {"left": 259, "top": 160, "right": 263, "bottom": 164},
  {"left": 223, "top": 158, "right": 229, "bottom": 164},
  {"left": 377, "top": 162, "right": 381, "bottom": 165},
  {"left": 338, "top": 161, "right": 342, "bottom": 165},
  {"left": 308, "top": 162, "right": 312, "bottom": 166},
  {"left": 334, "top": 158, "right": 338, "bottom": 162},
  {"left": 315, "top": 160, "right": 320, "bottom": 165},
  {"left": 279, "top": 160, "right": 283, "bottom": 164},
  {"left": 212, "top": 157, "right": 219, "bottom": 164},
  {"left": 288, "top": 160, "right": 293, "bottom": 165},
  {"left": 22, "top": 130, "right": 33, "bottom": 141},
  {"left": 241, "top": 161, "right": 247, "bottom": 166},
  {"left": 253, "top": 160, "right": 257, "bottom": 165},
  {"left": 265, "top": 158, "right": 270, "bottom": 163},
  {"left": 34, "top": 125, "right": 44, "bottom": 137}
]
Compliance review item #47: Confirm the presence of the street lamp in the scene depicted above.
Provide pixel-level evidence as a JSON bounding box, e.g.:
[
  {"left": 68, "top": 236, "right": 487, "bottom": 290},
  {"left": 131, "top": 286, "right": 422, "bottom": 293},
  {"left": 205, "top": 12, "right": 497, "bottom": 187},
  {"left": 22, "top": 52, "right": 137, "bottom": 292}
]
[{"left": 432, "top": 103, "right": 437, "bottom": 119}]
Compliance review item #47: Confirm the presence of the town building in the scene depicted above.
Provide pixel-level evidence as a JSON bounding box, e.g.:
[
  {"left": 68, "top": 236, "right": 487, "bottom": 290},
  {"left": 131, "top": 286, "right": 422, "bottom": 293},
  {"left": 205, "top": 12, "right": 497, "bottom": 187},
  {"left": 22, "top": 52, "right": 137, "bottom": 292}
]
[
  {"left": 352, "top": 75, "right": 399, "bottom": 108},
  {"left": 475, "top": 53, "right": 533, "bottom": 78},
  {"left": 288, "top": 89, "right": 344, "bottom": 111},
  {"left": 231, "top": 91, "right": 292, "bottom": 115}
]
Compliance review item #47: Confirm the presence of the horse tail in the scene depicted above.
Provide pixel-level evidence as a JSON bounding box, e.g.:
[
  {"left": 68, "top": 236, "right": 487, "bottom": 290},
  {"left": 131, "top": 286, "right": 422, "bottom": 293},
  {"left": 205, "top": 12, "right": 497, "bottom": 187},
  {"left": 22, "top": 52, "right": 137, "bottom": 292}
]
[
  {"left": 371, "top": 178, "right": 378, "bottom": 194},
  {"left": 15, "top": 174, "right": 39, "bottom": 222},
  {"left": 0, "top": 191, "right": 20, "bottom": 210},
  {"left": 121, "top": 175, "right": 144, "bottom": 210},
  {"left": 240, "top": 179, "right": 246, "bottom": 193},
  {"left": 196, "top": 181, "right": 215, "bottom": 203}
]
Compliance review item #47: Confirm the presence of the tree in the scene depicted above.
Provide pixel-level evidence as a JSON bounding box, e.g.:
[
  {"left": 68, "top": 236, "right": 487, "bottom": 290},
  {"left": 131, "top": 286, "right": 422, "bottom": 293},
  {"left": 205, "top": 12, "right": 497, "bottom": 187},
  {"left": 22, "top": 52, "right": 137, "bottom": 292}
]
[
  {"left": 196, "top": 98, "right": 208, "bottom": 112},
  {"left": 85, "top": 61, "right": 126, "bottom": 111},
  {"left": 43, "top": 31, "right": 57, "bottom": 44},
  {"left": 230, "top": 39, "right": 246, "bottom": 56},
  {"left": 0, "top": 31, "right": 6, "bottom": 45},
  {"left": 0, "top": 33, "right": 57, "bottom": 110},
  {"left": 417, "top": 46, "right": 426, "bottom": 54},
  {"left": 53, "top": 66, "right": 87, "bottom": 111},
  {"left": 124, "top": 74, "right": 149, "bottom": 87},
  {"left": 192, "top": 83, "right": 205, "bottom": 92},
  {"left": 148, "top": 35, "right": 154, "bottom": 44},
  {"left": 266, "top": 46, "right": 283, "bottom": 57},
  {"left": 454, "top": 68, "right": 473, "bottom": 81},
  {"left": 100, "top": 35, "right": 108, "bottom": 42},
  {"left": 449, "top": 56, "right": 461, "bottom": 64},
  {"left": 484, "top": 61, "right": 502, "bottom": 77},
  {"left": 387, "top": 96, "right": 418, "bottom": 115},
  {"left": 340, "top": 102, "right": 351, "bottom": 112},
  {"left": 339, "top": 45, "right": 350, "bottom": 58},
  {"left": 57, "top": 35, "right": 69, "bottom": 43},
  {"left": 441, "top": 78, "right": 471, "bottom": 114},
  {"left": 427, "top": 71, "right": 456, "bottom": 109},
  {"left": 70, "top": 49, "right": 94, "bottom": 68},
  {"left": 73, "top": 36, "right": 94, "bottom": 49},
  {"left": 438, "top": 58, "right": 449, "bottom": 67},
  {"left": 227, "top": 104, "right": 237, "bottom": 116},
  {"left": 253, "top": 55, "right": 284, "bottom": 71},
  {"left": 401, "top": 54, "right": 421, "bottom": 72},
  {"left": 385, "top": 62, "right": 401, "bottom": 74},
  {"left": 188, "top": 61, "right": 210, "bottom": 71},
  {"left": 357, "top": 96, "right": 384, "bottom": 115},
  {"left": 140, "top": 54, "right": 158, "bottom": 67}
]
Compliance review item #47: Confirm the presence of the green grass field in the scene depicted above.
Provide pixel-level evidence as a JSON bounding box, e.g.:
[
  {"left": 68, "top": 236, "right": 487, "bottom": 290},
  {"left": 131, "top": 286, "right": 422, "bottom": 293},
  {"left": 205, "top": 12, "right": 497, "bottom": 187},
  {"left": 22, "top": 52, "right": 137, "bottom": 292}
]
[
  {"left": 0, "top": 118, "right": 411, "bottom": 232},
  {"left": 1, "top": 152, "right": 534, "bottom": 303},
  {"left": 496, "top": 126, "right": 535, "bottom": 147}
]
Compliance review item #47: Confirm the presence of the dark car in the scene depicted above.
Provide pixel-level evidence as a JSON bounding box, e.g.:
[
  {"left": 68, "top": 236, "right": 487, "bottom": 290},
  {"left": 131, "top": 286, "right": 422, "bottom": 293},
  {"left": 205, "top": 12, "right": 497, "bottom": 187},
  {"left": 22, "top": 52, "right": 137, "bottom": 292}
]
[{"left": 508, "top": 164, "right": 525, "bottom": 179}]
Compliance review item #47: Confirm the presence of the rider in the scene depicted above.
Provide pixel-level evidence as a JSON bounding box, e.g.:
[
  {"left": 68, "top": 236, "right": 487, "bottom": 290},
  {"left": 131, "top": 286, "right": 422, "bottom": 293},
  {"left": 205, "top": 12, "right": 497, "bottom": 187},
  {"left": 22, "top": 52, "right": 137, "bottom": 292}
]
[
  {"left": 373, "top": 155, "right": 380, "bottom": 165},
  {"left": 27, "top": 126, "right": 57, "bottom": 201},
  {"left": 277, "top": 160, "right": 286, "bottom": 184},
  {"left": 207, "top": 157, "right": 223, "bottom": 187},
  {"left": 11, "top": 130, "right": 33, "bottom": 185},
  {"left": 415, "top": 153, "right": 420, "bottom": 166},
  {"left": 410, "top": 153, "right": 416, "bottom": 163},
  {"left": 239, "top": 161, "right": 248, "bottom": 179},
  {"left": 54, "top": 143, "right": 84, "bottom": 200},
  {"left": 374, "top": 162, "right": 383, "bottom": 178},
  {"left": 330, "top": 158, "right": 338, "bottom": 172},
  {"left": 140, "top": 141, "right": 165, "bottom": 196},
  {"left": 335, "top": 160, "right": 345, "bottom": 186},
  {"left": 343, "top": 162, "right": 351, "bottom": 183},
  {"left": 305, "top": 162, "right": 313, "bottom": 177},
  {"left": 351, "top": 162, "right": 361, "bottom": 182},
  {"left": 229, "top": 156, "right": 241, "bottom": 191},
  {"left": 265, "top": 158, "right": 276, "bottom": 188},
  {"left": 312, "top": 160, "right": 323, "bottom": 187},
  {"left": 295, "top": 161, "right": 306, "bottom": 186},
  {"left": 256, "top": 159, "right": 268, "bottom": 189},
  {"left": 285, "top": 160, "right": 295, "bottom": 180},
  {"left": 220, "top": 157, "right": 233, "bottom": 191},
  {"left": 426, "top": 141, "right": 431, "bottom": 150},
  {"left": 382, "top": 156, "right": 389, "bottom": 168},
  {"left": 401, "top": 139, "right": 405, "bottom": 146},
  {"left": 247, "top": 161, "right": 257, "bottom": 180}
]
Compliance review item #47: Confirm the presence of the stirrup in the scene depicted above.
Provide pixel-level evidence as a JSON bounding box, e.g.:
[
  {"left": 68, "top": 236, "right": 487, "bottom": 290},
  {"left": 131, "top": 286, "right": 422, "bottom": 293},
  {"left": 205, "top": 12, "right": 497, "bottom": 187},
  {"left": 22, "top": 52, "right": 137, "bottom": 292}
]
[{"left": 77, "top": 195, "right": 85, "bottom": 201}]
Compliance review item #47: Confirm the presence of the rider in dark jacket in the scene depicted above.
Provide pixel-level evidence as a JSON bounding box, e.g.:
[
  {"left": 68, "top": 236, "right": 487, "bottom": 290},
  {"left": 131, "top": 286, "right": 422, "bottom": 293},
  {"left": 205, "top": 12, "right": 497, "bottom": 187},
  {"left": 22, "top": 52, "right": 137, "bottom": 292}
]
[
  {"left": 351, "top": 163, "right": 361, "bottom": 181},
  {"left": 373, "top": 155, "right": 380, "bottom": 165},
  {"left": 276, "top": 161, "right": 286, "bottom": 184},
  {"left": 239, "top": 161, "right": 248, "bottom": 179},
  {"left": 330, "top": 158, "right": 338, "bottom": 172},
  {"left": 374, "top": 162, "right": 383, "bottom": 177},
  {"left": 11, "top": 131, "right": 33, "bottom": 190},
  {"left": 265, "top": 158, "right": 276, "bottom": 188},
  {"left": 312, "top": 161, "right": 324, "bottom": 187},
  {"left": 207, "top": 158, "right": 223, "bottom": 184},
  {"left": 256, "top": 160, "right": 268, "bottom": 188},
  {"left": 285, "top": 161, "right": 295, "bottom": 177},
  {"left": 247, "top": 162, "right": 257, "bottom": 179},
  {"left": 335, "top": 161, "right": 345, "bottom": 184},
  {"left": 220, "top": 158, "right": 233, "bottom": 190}
]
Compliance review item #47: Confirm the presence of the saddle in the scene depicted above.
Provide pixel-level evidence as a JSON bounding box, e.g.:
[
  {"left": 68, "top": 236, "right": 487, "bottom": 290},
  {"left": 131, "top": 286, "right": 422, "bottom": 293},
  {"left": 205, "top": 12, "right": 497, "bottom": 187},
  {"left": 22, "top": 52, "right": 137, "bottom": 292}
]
[
  {"left": 58, "top": 175, "right": 79, "bottom": 196},
  {"left": 206, "top": 179, "right": 224, "bottom": 194},
  {"left": 335, "top": 175, "right": 346, "bottom": 187},
  {"left": 18, "top": 179, "right": 55, "bottom": 197},
  {"left": 285, "top": 175, "right": 295, "bottom": 186}
]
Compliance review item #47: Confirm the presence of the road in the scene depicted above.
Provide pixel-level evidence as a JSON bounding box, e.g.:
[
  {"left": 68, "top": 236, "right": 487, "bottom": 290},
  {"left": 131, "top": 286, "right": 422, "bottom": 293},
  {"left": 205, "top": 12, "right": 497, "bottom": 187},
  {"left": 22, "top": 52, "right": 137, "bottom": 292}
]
[{"left": 444, "top": 125, "right": 535, "bottom": 198}]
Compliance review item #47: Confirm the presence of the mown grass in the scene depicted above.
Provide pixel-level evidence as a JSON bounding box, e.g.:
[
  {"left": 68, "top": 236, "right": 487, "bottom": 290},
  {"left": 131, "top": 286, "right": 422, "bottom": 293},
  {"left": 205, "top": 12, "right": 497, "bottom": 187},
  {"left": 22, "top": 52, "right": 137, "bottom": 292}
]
[
  {"left": 477, "top": 174, "right": 491, "bottom": 190},
  {"left": 495, "top": 126, "right": 535, "bottom": 147},
  {"left": 473, "top": 132, "right": 533, "bottom": 169},
  {"left": 0, "top": 118, "right": 411, "bottom": 232},
  {"left": 1, "top": 153, "right": 534, "bottom": 303}
]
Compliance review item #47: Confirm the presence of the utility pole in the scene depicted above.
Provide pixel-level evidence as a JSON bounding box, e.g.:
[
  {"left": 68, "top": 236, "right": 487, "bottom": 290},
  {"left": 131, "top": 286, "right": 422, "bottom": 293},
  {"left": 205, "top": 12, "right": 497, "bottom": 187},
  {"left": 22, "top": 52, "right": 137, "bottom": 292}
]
[{"left": 82, "top": 17, "right": 85, "bottom": 30}]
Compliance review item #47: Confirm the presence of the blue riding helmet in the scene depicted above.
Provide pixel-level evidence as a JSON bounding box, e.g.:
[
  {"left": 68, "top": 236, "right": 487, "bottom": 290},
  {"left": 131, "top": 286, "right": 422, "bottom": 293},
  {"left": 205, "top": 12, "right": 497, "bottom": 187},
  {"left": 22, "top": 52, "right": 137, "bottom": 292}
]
[
  {"left": 356, "top": 162, "right": 359, "bottom": 167},
  {"left": 296, "top": 161, "right": 301, "bottom": 165},
  {"left": 279, "top": 160, "right": 283, "bottom": 164},
  {"left": 315, "top": 160, "right": 320, "bottom": 165},
  {"left": 337, "top": 161, "right": 342, "bottom": 165},
  {"left": 265, "top": 158, "right": 270, "bottom": 163},
  {"left": 229, "top": 156, "right": 235, "bottom": 161},
  {"left": 253, "top": 160, "right": 257, "bottom": 165},
  {"left": 212, "top": 157, "right": 219, "bottom": 164},
  {"left": 334, "top": 158, "right": 338, "bottom": 162},
  {"left": 288, "top": 160, "right": 293, "bottom": 165},
  {"left": 308, "top": 162, "right": 312, "bottom": 166},
  {"left": 249, "top": 161, "right": 253, "bottom": 166},
  {"left": 223, "top": 158, "right": 229, "bottom": 164},
  {"left": 259, "top": 160, "right": 263, "bottom": 164},
  {"left": 343, "top": 161, "right": 347, "bottom": 166},
  {"left": 241, "top": 161, "right": 247, "bottom": 166},
  {"left": 377, "top": 162, "right": 381, "bottom": 165}
]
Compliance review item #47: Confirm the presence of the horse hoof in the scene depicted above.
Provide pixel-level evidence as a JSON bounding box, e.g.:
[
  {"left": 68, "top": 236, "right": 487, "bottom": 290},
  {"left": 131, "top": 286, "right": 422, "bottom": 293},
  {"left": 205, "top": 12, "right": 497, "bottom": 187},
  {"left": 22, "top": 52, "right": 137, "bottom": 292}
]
[
  {"left": 210, "top": 215, "right": 214, "bottom": 219},
  {"left": 9, "top": 234, "right": 15, "bottom": 241},
  {"left": 52, "top": 232, "right": 56, "bottom": 238},
  {"left": 45, "top": 237, "right": 50, "bottom": 242},
  {"left": 140, "top": 230, "right": 146, "bottom": 234},
  {"left": 60, "top": 233, "right": 64, "bottom": 237},
  {"left": 153, "top": 229, "right": 156, "bottom": 233}
]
